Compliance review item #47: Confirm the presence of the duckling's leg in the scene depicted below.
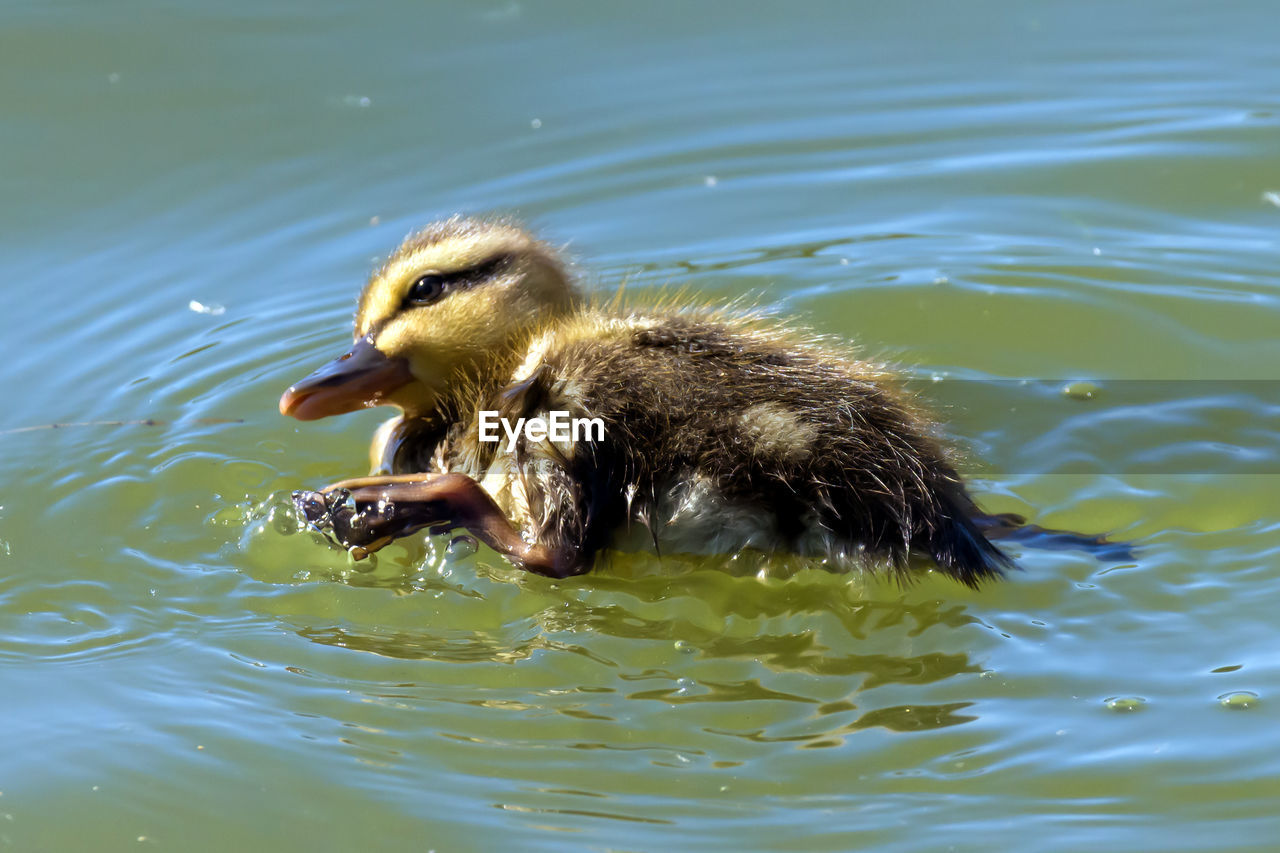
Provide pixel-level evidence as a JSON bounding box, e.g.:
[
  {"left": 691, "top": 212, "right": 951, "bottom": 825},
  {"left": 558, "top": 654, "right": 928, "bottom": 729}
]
[
  {"left": 295, "top": 474, "right": 585, "bottom": 578},
  {"left": 319, "top": 474, "right": 447, "bottom": 493}
]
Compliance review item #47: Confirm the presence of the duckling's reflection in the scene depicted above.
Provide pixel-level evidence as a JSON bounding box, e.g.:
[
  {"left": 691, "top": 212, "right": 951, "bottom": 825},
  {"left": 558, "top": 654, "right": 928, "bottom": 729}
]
[
  {"left": 704, "top": 702, "right": 978, "bottom": 744},
  {"left": 291, "top": 546, "right": 985, "bottom": 737}
]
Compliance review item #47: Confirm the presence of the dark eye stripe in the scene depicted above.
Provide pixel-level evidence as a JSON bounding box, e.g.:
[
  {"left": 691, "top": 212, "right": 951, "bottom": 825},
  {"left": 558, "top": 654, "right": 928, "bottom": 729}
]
[
  {"left": 455, "top": 253, "right": 515, "bottom": 284},
  {"left": 400, "top": 253, "right": 516, "bottom": 309}
]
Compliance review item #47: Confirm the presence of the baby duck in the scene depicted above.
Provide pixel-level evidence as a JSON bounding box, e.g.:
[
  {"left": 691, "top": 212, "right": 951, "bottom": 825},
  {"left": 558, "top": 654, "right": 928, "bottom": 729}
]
[{"left": 280, "top": 216, "right": 1012, "bottom": 587}]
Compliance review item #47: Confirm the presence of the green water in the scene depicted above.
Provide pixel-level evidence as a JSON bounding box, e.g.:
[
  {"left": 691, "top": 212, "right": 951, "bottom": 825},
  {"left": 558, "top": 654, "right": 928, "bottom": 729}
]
[{"left": 4, "top": 1, "right": 1280, "bottom": 849}]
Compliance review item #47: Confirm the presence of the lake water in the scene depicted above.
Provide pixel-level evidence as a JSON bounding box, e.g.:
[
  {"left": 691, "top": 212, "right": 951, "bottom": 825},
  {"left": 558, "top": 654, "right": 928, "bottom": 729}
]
[{"left": 4, "top": 1, "right": 1280, "bottom": 849}]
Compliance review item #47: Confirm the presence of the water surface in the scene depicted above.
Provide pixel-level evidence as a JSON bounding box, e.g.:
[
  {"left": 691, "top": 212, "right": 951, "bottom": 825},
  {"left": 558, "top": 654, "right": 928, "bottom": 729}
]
[{"left": 4, "top": 1, "right": 1280, "bottom": 849}]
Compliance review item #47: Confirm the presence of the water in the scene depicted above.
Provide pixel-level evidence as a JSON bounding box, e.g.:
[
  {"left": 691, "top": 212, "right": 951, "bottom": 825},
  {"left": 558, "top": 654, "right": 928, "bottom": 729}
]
[{"left": 4, "top": 1, "right": 1280, "bottom": 849}]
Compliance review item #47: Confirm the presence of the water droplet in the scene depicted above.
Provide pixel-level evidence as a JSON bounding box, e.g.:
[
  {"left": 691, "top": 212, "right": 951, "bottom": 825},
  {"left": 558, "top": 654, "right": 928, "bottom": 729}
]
[
  {"left": 1061, "top": 381, "right": 1100, "bottom": 401},
  {"left": 1219, "top": 691, "right": 1259, "bottom": 710},
  {"left": 1105, "top": 696, "right": 1146, "bottom": 712},
  {"left": 446, "top": 535, "right": 478, "bottom": 558},
  {"left": 268, "top": 505, "right": 301, "bottom": 536},
  {"left": 188, "top": 299, "right": 226, "bottom": 316}
]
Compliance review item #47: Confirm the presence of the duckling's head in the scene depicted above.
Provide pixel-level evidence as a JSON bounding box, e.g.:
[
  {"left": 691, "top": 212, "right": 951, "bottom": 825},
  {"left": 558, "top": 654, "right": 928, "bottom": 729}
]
[{"left": 280, "top": 216, "right": 576, "bottom": 421}]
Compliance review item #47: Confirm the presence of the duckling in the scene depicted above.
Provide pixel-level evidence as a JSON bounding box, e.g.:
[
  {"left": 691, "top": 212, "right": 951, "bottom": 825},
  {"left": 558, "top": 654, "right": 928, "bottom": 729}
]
[{"left": 280, "top": 216, "right": 1015, "bottom": 586}]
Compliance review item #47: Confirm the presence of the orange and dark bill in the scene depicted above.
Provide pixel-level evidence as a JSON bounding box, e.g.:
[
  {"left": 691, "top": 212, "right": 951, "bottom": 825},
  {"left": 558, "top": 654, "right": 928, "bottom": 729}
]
[{"left": 279, "top": 335, "right": 413, "bottom": 421}]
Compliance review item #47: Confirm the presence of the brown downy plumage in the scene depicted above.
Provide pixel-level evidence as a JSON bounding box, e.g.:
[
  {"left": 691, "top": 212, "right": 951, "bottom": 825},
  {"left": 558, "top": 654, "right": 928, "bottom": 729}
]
[{"left": 280, "top": 215, "right": 1014, "bottom": 587}]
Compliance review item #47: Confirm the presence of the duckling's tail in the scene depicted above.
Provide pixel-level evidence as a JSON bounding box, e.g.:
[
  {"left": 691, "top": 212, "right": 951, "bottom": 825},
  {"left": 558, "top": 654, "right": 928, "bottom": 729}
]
[
  {"left": 921, "top": 488, "right": 1132, "bottom": 588},
  {"left": 924, "top": 493, "right": 1018, "bottom": 588},
  {"left": 970, "top": 511, "right": 1135, "bottom": 563}
]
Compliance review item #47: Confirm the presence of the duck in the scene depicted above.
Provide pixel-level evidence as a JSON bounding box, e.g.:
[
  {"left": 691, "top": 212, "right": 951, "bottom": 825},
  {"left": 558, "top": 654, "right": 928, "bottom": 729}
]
[{"left": 279, "top": 215, "right": 1018, "bottom": 587}]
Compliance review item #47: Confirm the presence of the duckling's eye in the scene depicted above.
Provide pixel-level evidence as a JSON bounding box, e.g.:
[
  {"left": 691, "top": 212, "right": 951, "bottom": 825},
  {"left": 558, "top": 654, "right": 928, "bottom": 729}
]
[{"left": 408, "top": 273, "right": 447, "bottom": 305}]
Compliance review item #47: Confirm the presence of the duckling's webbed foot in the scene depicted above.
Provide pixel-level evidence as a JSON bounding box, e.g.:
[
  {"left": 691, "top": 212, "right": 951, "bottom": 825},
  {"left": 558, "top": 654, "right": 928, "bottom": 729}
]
[
  {"left": 294, "top": 473, "right": 587, "bottom": 577},
  {"left": 292, "top": 484, "right": 436, "bottom": 559}
]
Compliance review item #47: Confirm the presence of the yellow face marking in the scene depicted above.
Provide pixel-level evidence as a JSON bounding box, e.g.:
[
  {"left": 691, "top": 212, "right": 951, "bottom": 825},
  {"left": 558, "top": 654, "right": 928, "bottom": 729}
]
[
  {"left": 333, "top": 217, "right": 577, "bottom": 420},
  {"left": 357, "top": 230, "right": 531, "bottom": 338}
]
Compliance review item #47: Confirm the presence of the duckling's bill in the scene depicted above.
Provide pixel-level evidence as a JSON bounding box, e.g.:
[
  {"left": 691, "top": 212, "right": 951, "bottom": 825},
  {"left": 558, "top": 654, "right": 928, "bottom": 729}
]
[{"left": 279, "top": 335, "right": 414, "bottom": 421}]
